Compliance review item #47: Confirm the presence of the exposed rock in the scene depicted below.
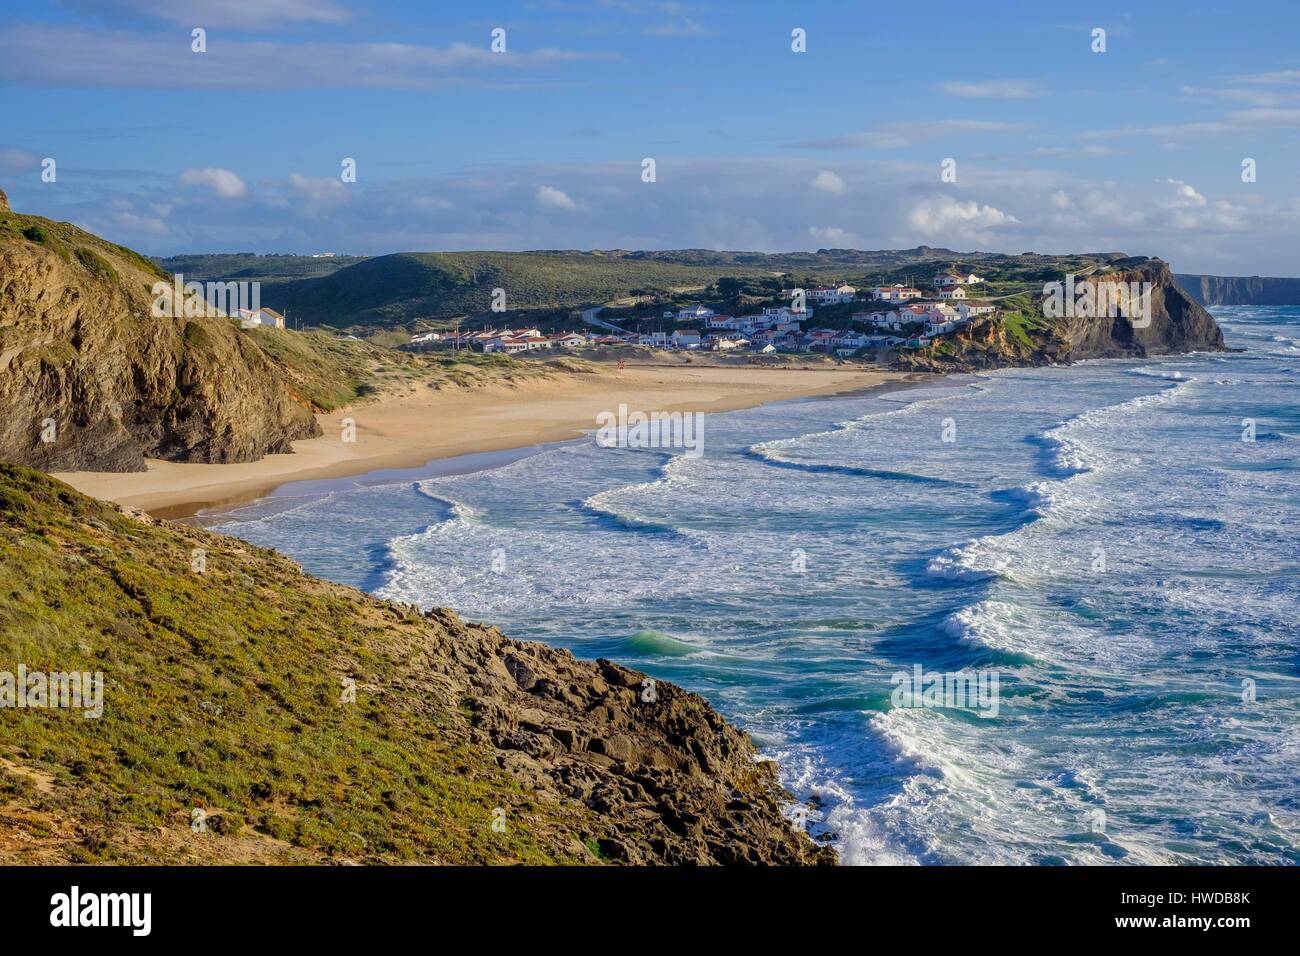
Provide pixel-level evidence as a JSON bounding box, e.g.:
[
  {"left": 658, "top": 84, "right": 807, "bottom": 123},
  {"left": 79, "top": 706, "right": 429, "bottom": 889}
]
[
  {"left": 443, "top": 629, "right": 834, "bottom": 865},
  {"left": 1176, "top": 272, "right": 1300, "bottom": 306},
  {"left": 897, "top": 258, "right": 1225, "bottom": 373},
  {"left": 0, "top": 190, "right": 320, "bottom": 471},
  {"left": 0, "top": 464, "right": 834, "bottom": 865}
]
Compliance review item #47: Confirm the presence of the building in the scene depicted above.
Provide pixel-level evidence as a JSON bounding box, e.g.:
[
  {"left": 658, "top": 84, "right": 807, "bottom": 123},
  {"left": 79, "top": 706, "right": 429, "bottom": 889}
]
[
  {"left": 936, "top": 286, "right": 967, "bottom": 300},
  {"left": 670, "top": 329, "right": 702, "bottom": 348},
  {"left": 235, "top": 307, "right": 286, "bottom": 329},
  {"left": 869, "top": 285, "right": 922, "bottom": 303},
  {"left": 710, "top": 336, "right": 749, "bottom": 350},
  {"left": 965, "top": 273, "right": 985, "bottom": 285},
  {"left": 808, "top": 285, "right": 857, "bottom": 305},
  {"left": 676, "top": 305, "right": 715, "bottom": 322},
  {"left": 762, "top": 305, "right": 811, "bottom": 321},
  {"left": 550, "top": 333, "right": 590, "bottom": 348},
  {"left": 933, "top": 272, "right": 966, "bottom": 288}
]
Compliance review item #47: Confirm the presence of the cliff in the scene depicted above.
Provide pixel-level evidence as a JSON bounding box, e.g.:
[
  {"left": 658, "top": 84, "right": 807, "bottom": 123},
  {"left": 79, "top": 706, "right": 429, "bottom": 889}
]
[
  {"left": 0, "top": 465, "right": 832, "bottom": 865},
  {"left": 1175, "top": 273, "right": 1300, "bottom": 306},
  {"left": 898, "top": 258, "right": 1225, "bottom": 373},
  {"left": 0, "top": 194, "right": 321, "bottom": 472}
]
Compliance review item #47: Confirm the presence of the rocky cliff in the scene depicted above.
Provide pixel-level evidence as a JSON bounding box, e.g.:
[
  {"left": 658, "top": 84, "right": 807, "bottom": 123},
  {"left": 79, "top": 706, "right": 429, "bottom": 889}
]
[
  {"left": 898, "top": 258, "right": 1225, "bottom": 373},
  {"left": 1175, "top": 273, "right": 1300, "bottom": 306},
  {"left": 0, "top": 193, "right": 320, "bottom": 472},
  {"left": 0, "top": 465, "right": 832, "bottom": 865}
]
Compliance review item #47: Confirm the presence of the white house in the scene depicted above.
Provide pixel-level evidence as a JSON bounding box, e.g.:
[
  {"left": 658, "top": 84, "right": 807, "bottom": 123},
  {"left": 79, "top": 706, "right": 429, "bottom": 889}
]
[
  {"left": 831, "top": 331, "right": 869, "bottom": 349},
  {"left": 670, "top": 329, "right": 702, "bottom": 348},
  {"left": 808, "top": 285, "right": 857, "bottom": 305},
  {"left": 869, "top": 285, "right": 922, "bottom": 302},
  {"left": 712, "top": 336, "right": 749, "bottom": 350},
  {"left": 936, "top": 286, "right": 967, "bottom": 300},
  {"left": 933, "top": 272, "right": 965, "bottom": 288},
  {"left": 965, "top": 273, "right": 985, "bottom": 285},
  {"left": 236, "top": 307, "right": 286, "bottom": 329},
  {"left": 763, "top": 305, "right": 811, "bottom": 321},
  {"left": 955, "top": 301, "right": 995, "bottom": 319},
  {"left": 676, "top": 305, "right": 715, "bottom": 322},
  {"left": 551, "top": 333, "right": 590, "bottom": 348}
]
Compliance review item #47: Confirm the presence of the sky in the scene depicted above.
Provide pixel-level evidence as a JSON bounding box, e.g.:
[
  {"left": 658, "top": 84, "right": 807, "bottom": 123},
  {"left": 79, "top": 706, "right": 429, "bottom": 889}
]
[{"left": 2, "top": 0, "right": 1299, "bottom": 275}]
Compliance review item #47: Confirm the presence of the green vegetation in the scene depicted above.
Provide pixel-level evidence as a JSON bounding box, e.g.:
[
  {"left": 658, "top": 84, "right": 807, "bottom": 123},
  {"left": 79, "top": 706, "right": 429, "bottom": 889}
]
[
  {"left": 74, "top": 247, "right": 118, "bottom": 283},
  {"left": 0, "top": 465, "right": 597, "bottom": 864},
  {"left": 153, "top": 253, "right": 368, "bottom": 286},
  {"left": 207, "top": 247, "right": 1149, "bottom": 331}
]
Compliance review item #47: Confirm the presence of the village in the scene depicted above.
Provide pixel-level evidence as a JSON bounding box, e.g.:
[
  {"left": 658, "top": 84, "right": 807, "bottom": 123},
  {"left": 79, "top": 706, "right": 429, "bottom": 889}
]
[{"left": 398, "top": 269, "right": 997, "bottom": 359}]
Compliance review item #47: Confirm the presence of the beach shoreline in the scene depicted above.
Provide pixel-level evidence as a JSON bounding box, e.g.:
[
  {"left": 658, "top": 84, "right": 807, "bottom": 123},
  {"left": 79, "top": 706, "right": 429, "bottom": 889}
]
[{"left": 54, "top": 363, "right": 923, "bottom": 520}]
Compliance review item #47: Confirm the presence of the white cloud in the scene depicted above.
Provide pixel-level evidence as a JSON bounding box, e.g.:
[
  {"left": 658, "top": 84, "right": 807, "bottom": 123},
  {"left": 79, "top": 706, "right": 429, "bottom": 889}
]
[
  {"left": 1034, "top": 143, "right": 1114, "bottom": 157},
  {"left": 1164, "top": 179, "right": 1206, "bottom": 207},
  {"left": 289, "top": 173, "right": 348, "bottom": 202},
  {"left": 179, "top": 167, "right": 248, "bottom": 199},
  {"left": 906, "top": 195, "right": 1020, "bottom": 243},
  {"left": 938, "top": 80, "right": 1042, "bottom": 99},
  {"left": 46, "top": 156, "right": 1290, "bottom": 275},
  {"left": 0, "top": 147, "right": 39, "bottom": 172},
  {"left": 794, "top": 120, "right": 1029, "bottom": 150},
  {"left": 0, "top": 26, "right": 612, "bottom": 90},
  {"left": 643, "top": 19, "right": 712, "bottom": 37},
  {"left": 62, "top": 0, "right": 351, "bottom": 29},
  {"left": 536, "top": 185, "right": 577, "bottom": 210},
  {"left": 808, "top": 226, "right": 860, "bottom": 246},
  {"left": 810, "top": 169, "right": 846, "bottom": 194}
]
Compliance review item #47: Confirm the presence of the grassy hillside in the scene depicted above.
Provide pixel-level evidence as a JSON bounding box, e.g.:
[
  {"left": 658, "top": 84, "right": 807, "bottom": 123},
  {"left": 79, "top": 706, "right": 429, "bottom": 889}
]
[
  {"left": 242, "top": 247, "right": 1147, "bottom": 329},
  {"left": 260, "top": 251, "right": 784, "bottom": 326},
  {"left": 154, "top": 253, "right": 367, "bottom": 287},
  {"left": 0, "top": 466, "right": 828, "bottom": 865}
]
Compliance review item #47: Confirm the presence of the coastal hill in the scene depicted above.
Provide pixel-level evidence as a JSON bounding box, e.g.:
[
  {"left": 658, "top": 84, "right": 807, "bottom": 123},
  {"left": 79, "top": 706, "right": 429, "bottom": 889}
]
[
  {"left": 0, "top": 189, "right": 322, "bottom": 472},
  {"left": 0, "top": 189, "right": 564, "bottom": 473},
  {"left": 897, "top": 258, "right": 1224, "bottom": 372},
  {"left": 0, "top": 463, "right": 831, "bottom": 864},
  {"left": 1176, "top": 273, "right": 1300, "bottom": 306}
]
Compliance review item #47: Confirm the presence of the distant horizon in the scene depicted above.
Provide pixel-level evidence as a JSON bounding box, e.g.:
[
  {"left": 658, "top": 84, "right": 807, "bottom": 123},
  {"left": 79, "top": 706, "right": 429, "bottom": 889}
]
[
  {"left": 147, "top": 247, "right": 1297, "bottom": 280},
  {"left": 4, "top": 1, "right": 1299, "bottom": 275}
]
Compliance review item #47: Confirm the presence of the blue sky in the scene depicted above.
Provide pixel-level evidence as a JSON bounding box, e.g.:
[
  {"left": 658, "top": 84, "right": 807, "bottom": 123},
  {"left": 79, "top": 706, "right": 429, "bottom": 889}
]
[{"left": 2, "top": 0, "right": 1299, "bottom": 274}]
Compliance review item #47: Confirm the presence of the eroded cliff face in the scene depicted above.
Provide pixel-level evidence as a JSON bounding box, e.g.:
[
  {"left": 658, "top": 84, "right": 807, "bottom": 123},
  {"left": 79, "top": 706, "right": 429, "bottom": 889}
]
[
  {"left": 898, "top": 258, "right": 1225, "bottom": 373},
  {"left": 0, "top": 205, "right": 320, "bottom": 472},
  {"left": 1176, "top": 273, "right": 1300, "bottom": 306}
]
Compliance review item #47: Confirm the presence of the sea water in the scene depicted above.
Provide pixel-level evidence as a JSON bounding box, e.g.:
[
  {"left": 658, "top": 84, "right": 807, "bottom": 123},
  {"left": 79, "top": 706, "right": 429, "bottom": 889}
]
[{"left": 214, "top": 306, "right": 1299, "bottom": 864}]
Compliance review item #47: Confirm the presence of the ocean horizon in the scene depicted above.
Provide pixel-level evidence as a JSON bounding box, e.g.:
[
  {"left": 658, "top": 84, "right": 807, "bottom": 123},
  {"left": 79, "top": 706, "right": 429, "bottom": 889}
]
[{"left": 212, "top": 306, "right": 1300, "bottom": 865}]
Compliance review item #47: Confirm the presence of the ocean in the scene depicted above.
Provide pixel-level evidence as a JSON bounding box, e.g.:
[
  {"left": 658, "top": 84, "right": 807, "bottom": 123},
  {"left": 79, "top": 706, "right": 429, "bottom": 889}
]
[{"left": 213, "top": 306, "right": 1300, "bottom": 865}]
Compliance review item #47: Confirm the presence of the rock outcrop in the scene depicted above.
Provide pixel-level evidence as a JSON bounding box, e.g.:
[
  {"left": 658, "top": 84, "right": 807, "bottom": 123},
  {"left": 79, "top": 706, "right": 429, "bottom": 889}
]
[
  {"left": 898, "top": 258, "right": 1225, "bottom": 373},
  {"left": 1176, "top": 273, "right": 1300, "bottom": 306},
  {"left": 0, "top": 193, "right": 320, "bottom": 472},
  {"left": 0, "top": 464, "right": 833, "bottom": 865}
]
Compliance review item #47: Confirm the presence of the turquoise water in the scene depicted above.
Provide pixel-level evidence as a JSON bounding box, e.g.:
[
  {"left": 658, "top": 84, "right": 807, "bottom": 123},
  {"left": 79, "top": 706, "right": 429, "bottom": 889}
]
[{"left": 215, "top": 306, "right": 1300, "bottom": 864}]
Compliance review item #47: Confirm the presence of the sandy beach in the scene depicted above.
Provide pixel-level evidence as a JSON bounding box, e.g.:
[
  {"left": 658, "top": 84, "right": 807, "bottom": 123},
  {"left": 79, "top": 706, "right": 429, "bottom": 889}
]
[{"left": 53, "top": 363, "right": 911, "bottom": 519}]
